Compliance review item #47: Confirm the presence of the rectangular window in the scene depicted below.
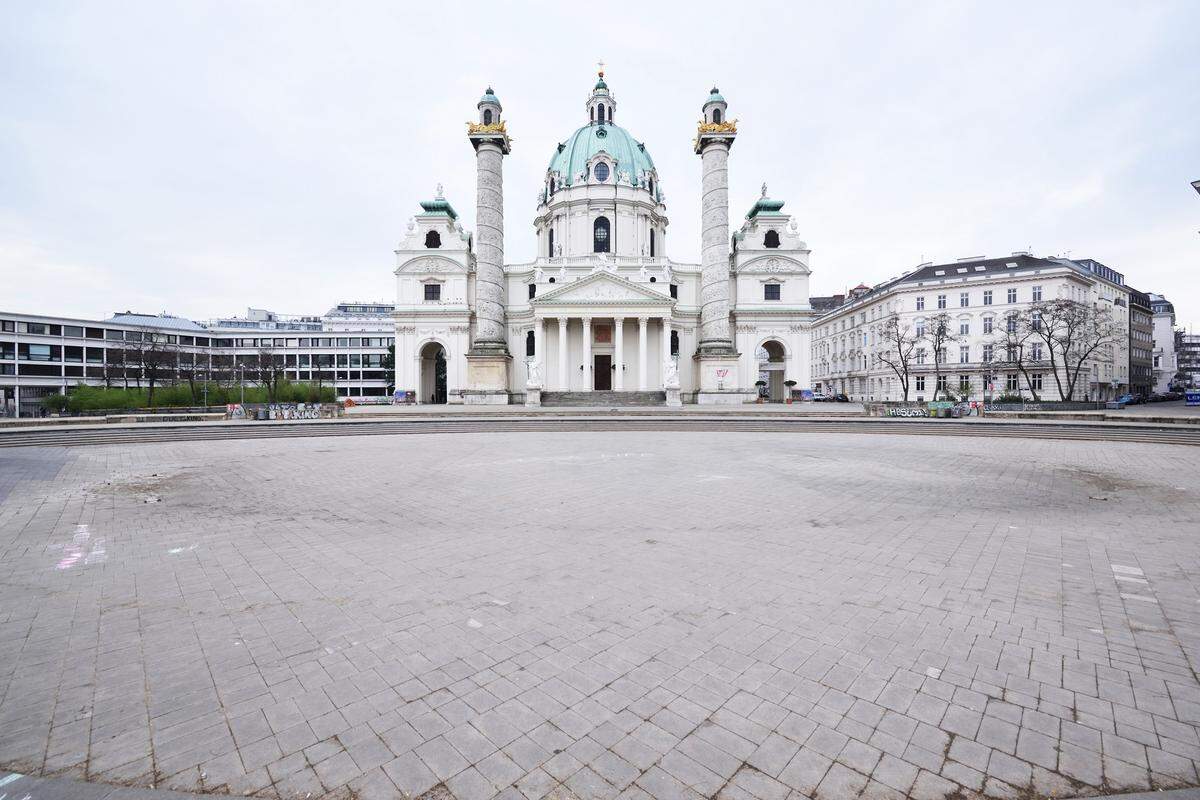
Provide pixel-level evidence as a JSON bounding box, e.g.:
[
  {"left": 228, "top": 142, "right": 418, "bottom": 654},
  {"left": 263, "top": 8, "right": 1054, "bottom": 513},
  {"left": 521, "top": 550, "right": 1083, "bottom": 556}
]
[
  {"left": 915, "top": 376, "right": 926, "bottom": 392},
  {"left": 937, "top": 375, "right": 947, "bottom": 392},
  {"left": 528, "top": 283, "right": 536, "bottom": 299},
  {"left": 916, "top": 296, "right": 925, "bottom": 311},
  {"left": 960, "top": 292, "right": 969, "bottom": 307},
  {"left": 63, "top": 325, "right": 83, "bottom": 338},
  {"left": 915, "top": 349, "right": 926, "bottom": 364},
  {"left": 764, "top": 284, "right": 781, "bottom": 301},
  {"left": 983, "top": 317, "right": 993, "bottom": 334},
  {"left": 1030, "top": 343, "right": 1043, "bottom": 360},
  {"left": 669, "top": 283, "right": 678, "bottom": 299},
  {"left": 424, "top": 284, "right": 441, "bottom": 301},
  {"left": 1007, "top": 315, "right": 1017, "bottom": 333},
  {"left": 983, "top": 344, "right": 993, "bottom": 362},
  {"left": 959, "top": 345, "right": 970, "bottom": 363},
  {"left": 1032, "top": 285, "right": 1042, "bottom": 302},
  {"left": 1007, "top": 288, "right": 1017, "bottom": 303},
  {"left": 959, "top": 321, "right": 969, "bottom": 335},
  {"left": 983, "top": 290, "right": 993, "bottom": 306},
  {"left": 1007, "top": 373, "right": 1019, "bottom": 391},
  {"left": 1031, "top": 373, "right": 1043, "bottom": 391},
  {"left": 959, "top": 375, "right": 971, "bottom": 393},
  {"left": 936, "top": 294, "right": 946, "bottom": 309}
]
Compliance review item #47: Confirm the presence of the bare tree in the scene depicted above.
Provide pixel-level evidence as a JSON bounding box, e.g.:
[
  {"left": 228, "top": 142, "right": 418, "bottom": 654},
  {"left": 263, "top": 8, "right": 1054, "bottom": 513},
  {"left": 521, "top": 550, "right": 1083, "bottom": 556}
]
[
  {"left": 990, "top": 310, "right": 1043, "bottom": 401},
  {"left": 876, "top": 315, "right": 920, "bottom": 401},
  {"left": 1024, "top": 299, "right": 1121, "bottom": 400},
  {"left": 248, "top": 346, "right": 287, "bottom": 402},
  {"left": 921, "top": 312, "right": 958, "bottom": 401},
  {"left": 127, "top": 328, "right": 178, "bottom": 406}
]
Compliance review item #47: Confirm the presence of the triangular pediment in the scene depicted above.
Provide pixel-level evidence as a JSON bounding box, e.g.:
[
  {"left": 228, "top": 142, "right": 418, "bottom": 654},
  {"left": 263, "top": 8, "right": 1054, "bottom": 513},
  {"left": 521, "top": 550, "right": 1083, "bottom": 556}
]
[{"left": 532, "top": 271, "right": 674, "bottom": 306}]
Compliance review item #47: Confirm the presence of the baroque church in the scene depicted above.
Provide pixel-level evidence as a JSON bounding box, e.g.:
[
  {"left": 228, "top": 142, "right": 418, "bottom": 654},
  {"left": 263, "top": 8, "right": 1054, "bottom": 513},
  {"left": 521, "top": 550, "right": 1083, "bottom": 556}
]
[{"left": 392, "top": 70, "right": 815, "bottom": 405}]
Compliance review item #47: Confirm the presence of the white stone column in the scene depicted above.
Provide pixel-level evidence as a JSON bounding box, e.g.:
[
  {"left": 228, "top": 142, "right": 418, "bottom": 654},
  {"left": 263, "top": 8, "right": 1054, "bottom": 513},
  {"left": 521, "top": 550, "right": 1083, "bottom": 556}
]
[
  {"left": 533, "top": 317, "right": 543, "bottom": 368},
  {"left": 469, "top": 142, "right": 508, "bottom": 354},
  {"left": 661, "top": 317, "right": 672, "bottom": 388},
  {"left": 614, "top": 317, "right": 625, "bottom": 390},
  {"left": 581, "top": 317, "right": 592, "bottom": 391},
  {"left": 638, "top": 317, "right": 648, "bottom": 391},
  {"left": 557, "top": 317, "right": 569, "bottom": 390},
  {"left": 696, "top": 139, "right": 735, "bottom": 356}
]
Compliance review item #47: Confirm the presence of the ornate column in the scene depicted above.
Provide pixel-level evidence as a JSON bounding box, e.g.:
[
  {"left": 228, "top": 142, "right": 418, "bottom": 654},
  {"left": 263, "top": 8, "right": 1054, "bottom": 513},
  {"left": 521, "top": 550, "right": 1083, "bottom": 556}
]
[
  {"left": 465, "top": 88, "right": 513, "bottom": 404},
  {"left": 638, "top": 317, "right": 648, "bottom": 391},
  {"left": 692, "top": 87, "right": 749, "bottom": 404},
  {"left": 614, "top": 317, "right": 625, "bottom": 390},
  {"left": 581, "top": 317, "right": 592, "bottom": 391},
  {"left": 557, "top": 317, "right": 569, "bottom": 391}
]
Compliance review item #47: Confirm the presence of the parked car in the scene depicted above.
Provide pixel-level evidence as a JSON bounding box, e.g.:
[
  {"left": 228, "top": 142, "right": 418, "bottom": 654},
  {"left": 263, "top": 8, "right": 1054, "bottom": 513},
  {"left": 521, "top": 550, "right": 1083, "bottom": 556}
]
[
  {"left": 834, "top": 393, "right": 850, "bottom": 402},
  {"left": 810, "top": 392, "right": 828, "bottom": 402},
  {"left": 1115, "top": 394, "right": 1142, "bottom": 406}
]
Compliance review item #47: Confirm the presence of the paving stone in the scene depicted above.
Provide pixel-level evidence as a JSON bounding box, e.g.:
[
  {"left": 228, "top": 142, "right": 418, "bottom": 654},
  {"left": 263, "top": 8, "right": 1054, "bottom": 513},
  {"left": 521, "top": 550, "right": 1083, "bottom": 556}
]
[{"left": 4, "top": 434, "right": 1200, "bottom": 800}]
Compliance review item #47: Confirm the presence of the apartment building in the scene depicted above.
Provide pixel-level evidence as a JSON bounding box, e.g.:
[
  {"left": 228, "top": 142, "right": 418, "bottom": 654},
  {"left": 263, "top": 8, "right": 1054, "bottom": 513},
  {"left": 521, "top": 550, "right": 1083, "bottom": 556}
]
[{"left": 810, "top": 254, "right": 1131, "bottom": 402}]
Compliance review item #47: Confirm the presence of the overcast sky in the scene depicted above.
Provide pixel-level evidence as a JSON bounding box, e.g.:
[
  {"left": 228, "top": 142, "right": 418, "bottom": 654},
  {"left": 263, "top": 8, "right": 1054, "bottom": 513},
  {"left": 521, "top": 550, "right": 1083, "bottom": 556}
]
[{"left": 3, "top": 2, "right": 1198, "bottom": 329}]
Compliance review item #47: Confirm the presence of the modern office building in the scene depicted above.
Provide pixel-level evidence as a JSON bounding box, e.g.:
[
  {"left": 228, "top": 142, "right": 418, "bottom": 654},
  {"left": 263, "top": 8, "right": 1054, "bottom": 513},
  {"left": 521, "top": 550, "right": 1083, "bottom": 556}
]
[{"left": 1, "top": 304, "right": 394, "bottom": 418}]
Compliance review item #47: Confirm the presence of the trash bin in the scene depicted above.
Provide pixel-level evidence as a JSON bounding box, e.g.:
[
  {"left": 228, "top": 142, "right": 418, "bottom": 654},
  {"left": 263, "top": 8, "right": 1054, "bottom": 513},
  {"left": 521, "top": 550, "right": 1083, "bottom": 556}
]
[{"left": 255, "top": 408, "right": 267, "bottom": 421}]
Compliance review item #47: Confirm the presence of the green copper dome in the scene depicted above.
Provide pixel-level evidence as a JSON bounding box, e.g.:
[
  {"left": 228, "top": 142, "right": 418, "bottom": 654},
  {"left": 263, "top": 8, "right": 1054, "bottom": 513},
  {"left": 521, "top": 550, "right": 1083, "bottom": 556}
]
[
  {"left": 547, "top": 123, "right": 657, "bottom": 192},
  {"left": 478, "top": 87, "right": 500, "bottom": 106},
  {"left": 705, "top": 87, "right": 725, "bottom": 104}
]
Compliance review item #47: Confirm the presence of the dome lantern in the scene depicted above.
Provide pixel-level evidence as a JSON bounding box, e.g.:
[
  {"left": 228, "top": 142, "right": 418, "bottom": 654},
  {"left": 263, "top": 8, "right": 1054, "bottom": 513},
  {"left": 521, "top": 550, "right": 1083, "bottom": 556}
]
[{"left": 585, "top": 64, "right": 616, "bottom": 125}]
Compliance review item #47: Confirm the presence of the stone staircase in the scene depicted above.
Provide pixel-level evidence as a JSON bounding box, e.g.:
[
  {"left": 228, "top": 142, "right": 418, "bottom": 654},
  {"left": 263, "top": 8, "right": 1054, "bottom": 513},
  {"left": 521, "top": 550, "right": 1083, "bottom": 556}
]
[{"left": 540, "top": 391, "right": 666, "bottom": 407}]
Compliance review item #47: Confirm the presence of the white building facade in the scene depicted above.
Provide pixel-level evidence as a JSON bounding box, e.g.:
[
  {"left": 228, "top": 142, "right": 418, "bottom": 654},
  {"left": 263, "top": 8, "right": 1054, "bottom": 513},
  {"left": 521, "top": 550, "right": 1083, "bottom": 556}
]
[
  {"left": 1149, "top": 293, "right": 1178, "bottom": 393},
  {"left": 810, "top": 255, "right": 1131, "bottom": 402},
  {"left": 392, "top": 74, "right": 815, "bottom": 405}
]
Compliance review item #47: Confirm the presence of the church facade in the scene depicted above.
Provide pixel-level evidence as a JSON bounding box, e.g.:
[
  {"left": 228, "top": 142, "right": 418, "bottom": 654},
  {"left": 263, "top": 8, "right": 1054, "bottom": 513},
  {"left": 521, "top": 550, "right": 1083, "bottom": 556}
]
[{"left": 392, "top": 72, "right": 816, "bottom": 405}]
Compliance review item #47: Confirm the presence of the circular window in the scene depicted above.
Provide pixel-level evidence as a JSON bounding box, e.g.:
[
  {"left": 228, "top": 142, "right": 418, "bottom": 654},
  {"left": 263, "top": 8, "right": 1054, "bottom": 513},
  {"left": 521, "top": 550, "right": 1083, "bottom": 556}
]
[{"left": 593, "top": 162, "right": 610, "bottom": 182}]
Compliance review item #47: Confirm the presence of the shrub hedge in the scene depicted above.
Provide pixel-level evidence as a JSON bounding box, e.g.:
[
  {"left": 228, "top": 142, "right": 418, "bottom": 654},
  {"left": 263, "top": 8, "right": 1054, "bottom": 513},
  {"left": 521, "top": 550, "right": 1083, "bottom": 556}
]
[{"left": 47, "top": 382, "right": 336, "bottom": 413}]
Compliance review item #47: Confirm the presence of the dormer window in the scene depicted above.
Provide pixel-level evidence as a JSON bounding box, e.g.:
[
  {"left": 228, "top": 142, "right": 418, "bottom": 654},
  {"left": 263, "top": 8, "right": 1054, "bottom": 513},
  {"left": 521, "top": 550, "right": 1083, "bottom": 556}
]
[
  {"left": 764, "top": 229, "right": 780, "bottom": 248},
  {"left": 424, "top": 230, "right": 441, "bottom": 249},
  {"left": 483, "top": 109, "right": 493, "bottom": 125},
  {"left": 593, "top": 162, "right": 609, "bottom": 182}
]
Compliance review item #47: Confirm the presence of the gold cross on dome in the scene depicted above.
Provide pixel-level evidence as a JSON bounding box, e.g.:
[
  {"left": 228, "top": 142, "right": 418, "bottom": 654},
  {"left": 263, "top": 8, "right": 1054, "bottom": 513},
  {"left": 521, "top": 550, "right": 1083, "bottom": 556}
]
[{"left": 597, "top": 60, "right": 605, "bottom": 78}]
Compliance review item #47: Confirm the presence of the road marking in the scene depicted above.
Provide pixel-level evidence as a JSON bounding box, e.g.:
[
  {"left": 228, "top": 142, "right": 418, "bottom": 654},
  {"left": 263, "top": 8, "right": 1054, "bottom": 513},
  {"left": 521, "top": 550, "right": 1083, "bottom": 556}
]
[
  {"left": 1121, "top": 593, "right": 1158, "bottom": 603},
  {"left": 0, "top": 775, "right": 23, "bottom": 788},
  {"left": 1111, "top": 564, "right": 1144, "bottom": 576}
]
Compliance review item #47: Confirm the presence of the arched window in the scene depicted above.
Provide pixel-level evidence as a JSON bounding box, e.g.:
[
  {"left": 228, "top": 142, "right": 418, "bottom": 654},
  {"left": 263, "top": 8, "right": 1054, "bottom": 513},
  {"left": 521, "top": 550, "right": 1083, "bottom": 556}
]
[
  {"left": 597, "top": 104, "right": 606, "bottom": 124},
  {"left": 483, "top": 109, "right": 493, "bottom": 125},
  {"left": 424, "top": 230, "right": 441, "bottom": 249},
  {"left": 764, "top": 229, "right": 780, "bottom": 248},
  {"left": 712, "top": 108, "right": 722, "bottom": 124},
  {"left": 589, "top": 106, "right": 594, "bottom": 122},
  {"left": 549, "top": 178, "right": 555, "bottom": 194},
  {"left": 528, "top": 283, "right": 536, "bottom": 299},
  {"left": 647, "top": 178, "right": 654, "bottom": 196},
  {"left": 593, "top": 162, "right": 609, "bottom": 182},
  {"left": 650, "top": 229, "right": 656, "bottom": 258},
  {"left": 548, "top": 228, "right": 555, "bottom": 258},
  {"left": 593, "top": 217, "right": 610, "bottom": 253},
  {"left": 525, "top": 330, "right": 535, "bottom": 357}
]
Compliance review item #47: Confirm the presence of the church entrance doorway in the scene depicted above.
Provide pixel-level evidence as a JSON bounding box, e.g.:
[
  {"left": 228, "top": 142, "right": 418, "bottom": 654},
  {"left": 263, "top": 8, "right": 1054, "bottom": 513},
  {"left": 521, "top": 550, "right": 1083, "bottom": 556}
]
[
  {"left": 594, "top": 355, "right": 612, "bottom": 390},
  {"left": 419, "top": 342, "right": 447, "bottom": 404},
  {"left": 757, "top": 340, "right": 787, "bottom": 402}
]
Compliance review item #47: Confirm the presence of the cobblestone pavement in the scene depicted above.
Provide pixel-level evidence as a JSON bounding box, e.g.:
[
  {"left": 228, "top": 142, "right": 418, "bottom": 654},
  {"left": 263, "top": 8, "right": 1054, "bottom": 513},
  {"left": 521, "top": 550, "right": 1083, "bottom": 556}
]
[{"left": 2, "top": 432, "right": 1200, "bottom": 800}]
